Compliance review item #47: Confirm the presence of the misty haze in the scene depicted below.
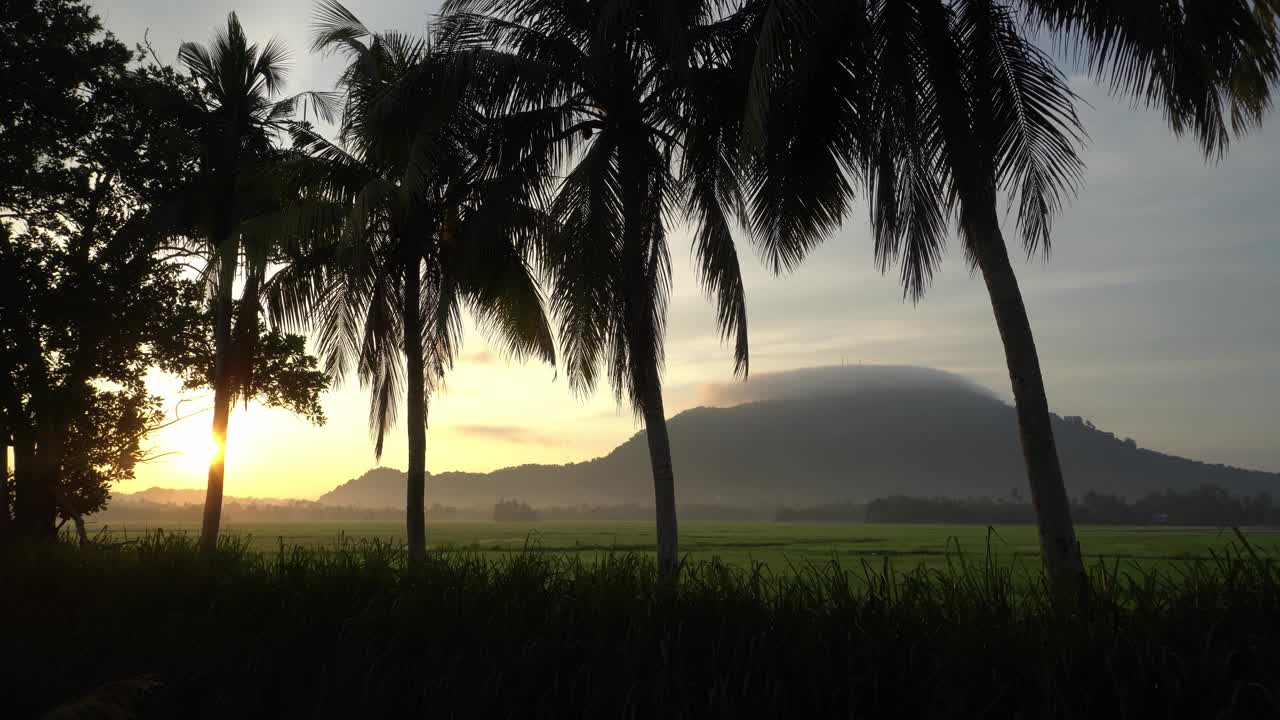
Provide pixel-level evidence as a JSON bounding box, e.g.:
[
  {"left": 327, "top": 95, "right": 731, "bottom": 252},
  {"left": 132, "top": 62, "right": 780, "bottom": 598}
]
[{"left": 110, "top": 365, "right": 1279, "bottom": 519}]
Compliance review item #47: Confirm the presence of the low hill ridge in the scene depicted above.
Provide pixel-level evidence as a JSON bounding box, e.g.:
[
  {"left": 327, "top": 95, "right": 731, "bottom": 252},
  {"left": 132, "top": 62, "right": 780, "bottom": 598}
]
[{"left": 114, "top": 487, "right": 299, "bottom": 507}]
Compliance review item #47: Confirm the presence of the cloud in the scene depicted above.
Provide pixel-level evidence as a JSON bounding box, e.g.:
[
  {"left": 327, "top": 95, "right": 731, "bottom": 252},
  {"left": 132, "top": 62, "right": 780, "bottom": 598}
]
[
  {"left": 451, "top": 424, "right": 568, "bottom": 447},
  {"left": 693, "top": 364, "right": 998, "bottom": 408}
]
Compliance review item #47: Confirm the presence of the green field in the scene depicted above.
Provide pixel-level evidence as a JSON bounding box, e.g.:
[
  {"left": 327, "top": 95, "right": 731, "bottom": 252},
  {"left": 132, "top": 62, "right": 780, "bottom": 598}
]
[{"left": 86, "top": 521, "right": 1280, "bottom": 574}]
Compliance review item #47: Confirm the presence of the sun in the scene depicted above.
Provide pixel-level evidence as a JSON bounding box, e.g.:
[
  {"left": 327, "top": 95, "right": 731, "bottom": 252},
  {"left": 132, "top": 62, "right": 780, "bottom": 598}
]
[{"left": 172, "top": 424, "right": 224, "bottom": 475}]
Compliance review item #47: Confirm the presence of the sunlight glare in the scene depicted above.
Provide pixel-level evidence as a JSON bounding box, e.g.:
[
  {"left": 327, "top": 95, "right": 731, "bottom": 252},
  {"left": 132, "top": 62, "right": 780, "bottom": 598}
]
[{"left": 178, "top": 431, "right": 223, "bottom": 474}]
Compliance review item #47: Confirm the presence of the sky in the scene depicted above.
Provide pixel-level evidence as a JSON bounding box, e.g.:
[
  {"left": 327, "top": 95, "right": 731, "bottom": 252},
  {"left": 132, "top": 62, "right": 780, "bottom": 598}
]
[{"left": 93, "top": 0, "right": 1280, "bottom": 499}]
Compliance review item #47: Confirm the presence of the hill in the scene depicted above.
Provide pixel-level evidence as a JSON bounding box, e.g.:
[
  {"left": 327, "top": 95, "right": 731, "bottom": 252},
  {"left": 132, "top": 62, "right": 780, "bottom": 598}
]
[
  {"left": 113, "top": 487, "right": 297, "bottom": 507},
  {"left": 317, "top": 467, "right": 407, "bottom": 509},
  {"left": 316, "top": 366, "right": 1279, "bottom": 509}
]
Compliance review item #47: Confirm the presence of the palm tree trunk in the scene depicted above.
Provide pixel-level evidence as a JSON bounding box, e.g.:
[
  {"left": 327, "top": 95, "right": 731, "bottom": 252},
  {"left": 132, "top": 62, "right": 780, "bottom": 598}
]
[
  {"left": 616, "top": 141, "right": 680, "bottom": 577},
  {"left": 403, "top": 257, "right": 427, "bottom": 559},
  {"left": 974, "top": 212, "right": 1084, "bottom": 596},
  {"left": 200, "top": 251, "right": 237, "bottom": 553},
  {"left": 640, "top": 362, "right": 679, "bottom": 577}
]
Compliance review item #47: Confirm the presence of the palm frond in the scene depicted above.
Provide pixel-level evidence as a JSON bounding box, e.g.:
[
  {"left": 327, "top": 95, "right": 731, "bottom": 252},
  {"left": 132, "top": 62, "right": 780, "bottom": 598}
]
[
  {"left": 312, "top": 0, "right": 371, "bottom": 56},
  {"left": 547, "top": 131, "right": 624, "bottom": 399},
  {"left": 1020, "top": 0, "right": 1280, "bottom": 159},
  {"left": 957, "top": 0, "right": 1085, "bottom": 256},
  {"left": 741, "top": 0, "right": 867, "bottom": 273}
]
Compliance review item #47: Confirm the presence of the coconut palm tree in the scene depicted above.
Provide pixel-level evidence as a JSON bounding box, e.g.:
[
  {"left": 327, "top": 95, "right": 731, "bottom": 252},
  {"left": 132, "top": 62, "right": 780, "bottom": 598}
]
[
  {"left": 176, "top": 13, "right": 296, "bottom": 552},
  {"left": 739, "top": 0, "right": 1279, "bottom": 595},
  {"left": 169, "top": 13, "right": 340, "bottom": 552},
  {"left": 439, "top": 0, "right": 759, "bottom": 575},
  {"left": 267, "top": 1, "right": 554, "bottom": 557}
]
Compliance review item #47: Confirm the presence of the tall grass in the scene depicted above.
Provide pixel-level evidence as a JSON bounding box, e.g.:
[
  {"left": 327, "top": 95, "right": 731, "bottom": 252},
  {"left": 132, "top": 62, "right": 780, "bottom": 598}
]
[{"left": 6, "top": 532, "right": 1279, "bottom": 718}]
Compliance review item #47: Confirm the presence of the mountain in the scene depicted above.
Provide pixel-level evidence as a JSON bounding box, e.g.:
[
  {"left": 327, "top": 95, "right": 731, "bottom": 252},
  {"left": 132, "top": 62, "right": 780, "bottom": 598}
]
[{"left": 317, "top": 366, "right": 1280, "bottom": 509}]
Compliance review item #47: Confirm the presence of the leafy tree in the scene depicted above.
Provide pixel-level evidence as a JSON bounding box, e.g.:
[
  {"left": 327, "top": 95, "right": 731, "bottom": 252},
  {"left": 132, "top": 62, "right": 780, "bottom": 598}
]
[
  {"left": 0, "top": 162, "right": 194, "bottom": 542},
  {"left": 159, "top": 308, "right": 328, "bottom": 427},
  {"left": 0, "top": 0, "right": 132, "bottom": 211},
  {"left": 738, "top": 0, "right": 1279, "bottom": 594},
  {"left": 268, "top": 1, "right": 553, "bottom": 556},
  {"left": 0, "top": 2, "right": 199, "bottom": 540},
  {"left": 441, "top": 0, "right": 758, "bottom": 575}
]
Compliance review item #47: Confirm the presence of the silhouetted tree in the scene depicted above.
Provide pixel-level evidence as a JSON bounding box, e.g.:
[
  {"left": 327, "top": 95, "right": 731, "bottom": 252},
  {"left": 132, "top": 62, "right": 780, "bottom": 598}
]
[
  {"left": 268, "top": 1, "right": 554, "bottom": 557},
  {"left": 0, "top": 3, "right": 210, "bottom": 541},
  {"left": 167, "top": 13, "right": 338, "bottom": 551},
  {"left": 739, "top": 0, "right": 1279, "bottom": 595},
  {"left": 441, "top": 0, "right": 758, "bottom": 576}
]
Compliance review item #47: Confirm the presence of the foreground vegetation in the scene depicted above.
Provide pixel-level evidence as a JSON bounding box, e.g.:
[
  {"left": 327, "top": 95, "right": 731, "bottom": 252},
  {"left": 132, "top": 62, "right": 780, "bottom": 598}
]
[{"left": 8, "top": 534, "right": 1280, "bottom": 718}]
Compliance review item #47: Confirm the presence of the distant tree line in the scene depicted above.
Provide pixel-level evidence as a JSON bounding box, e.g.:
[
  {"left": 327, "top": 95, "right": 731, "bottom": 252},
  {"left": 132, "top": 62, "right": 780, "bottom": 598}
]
[
  {"left": 93, "top": 500, "right": 473, "bottom": 525},
  {"left": 84, "top": 486, "right": 1280, "bottom": 528},
  {"left": 864, "top": 486, "right": 1280, "bottom": 527},
  {"left": 528, "top": 504, "right": 774, "bottom": 523},
  {"left": 93, "top": 499, "right": 779, "bottom": 525},
  {"left": 774, "top": 503, "right": 866, "bottom": 523},
  {"left": 493, "top": 500, "right": 539, "bottom": 523}
]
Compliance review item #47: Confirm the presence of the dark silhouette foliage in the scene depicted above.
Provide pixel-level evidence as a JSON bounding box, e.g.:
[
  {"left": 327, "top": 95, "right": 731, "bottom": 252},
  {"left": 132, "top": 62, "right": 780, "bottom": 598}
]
[
  {"left": 268, "top": 1, "right": 555, "bottom": 557},
  {"left": 0, "top": 6, "right": 203, "bottom": 541},
  {"left": 5, "top": 536, "right": 1280, "bottom": 718},
  {"left": 439, "top": 0, "right": 764, "bottom": 575}
]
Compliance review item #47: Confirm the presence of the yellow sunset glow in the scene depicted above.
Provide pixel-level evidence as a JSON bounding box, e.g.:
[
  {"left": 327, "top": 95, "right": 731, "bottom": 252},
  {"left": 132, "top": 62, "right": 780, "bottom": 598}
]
[
  {"left": 126, "top": 345, "right": 648, "bottom": 500},
  {"left": 180, "top": 434, "right": 221, "bottom": 475},
  {"left": 169, "top": 416, "right": 223, "bottom": 475}
]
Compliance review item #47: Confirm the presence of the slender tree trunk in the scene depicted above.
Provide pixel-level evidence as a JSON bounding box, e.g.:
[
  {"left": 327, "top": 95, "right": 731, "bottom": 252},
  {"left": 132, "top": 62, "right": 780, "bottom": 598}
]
[
  {"left": 52, "top": 484, "right": 88, "bottom": 548},
  {"left": 641, "top": 363, "right": 679, "bottom": 577},
  {"left": 616, "top": 140, "right": 680, "bottom": 577},
  {"left": 14, "top": 429, "right": 58, "bottom": 541},
  {"left": 200, "top": 249, "right": 238, "bottom": 553},
  {"left": 11, "top": 440, "right": 32, "bottom": 538},
  {"left": 974, "top": 212, "right": 1085, "bottom": 596},
  {"left": 1, "top": 428, "right": 11, "bottom": 538},
  {"left": 403, "top": 257, "right": 427, "bottom": 559}
]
